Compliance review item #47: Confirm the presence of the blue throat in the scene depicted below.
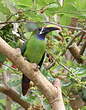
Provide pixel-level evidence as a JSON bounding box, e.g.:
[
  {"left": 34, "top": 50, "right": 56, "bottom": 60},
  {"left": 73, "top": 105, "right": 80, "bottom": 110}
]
[{"left": 37, "top": 34, "right": 45, "bottom": 40}]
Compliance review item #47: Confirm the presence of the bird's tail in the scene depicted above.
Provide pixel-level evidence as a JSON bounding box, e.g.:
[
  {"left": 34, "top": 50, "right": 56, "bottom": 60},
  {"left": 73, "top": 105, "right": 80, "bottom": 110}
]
[{"left": 22, "top": 74, "right": 30, "bottom": 96}]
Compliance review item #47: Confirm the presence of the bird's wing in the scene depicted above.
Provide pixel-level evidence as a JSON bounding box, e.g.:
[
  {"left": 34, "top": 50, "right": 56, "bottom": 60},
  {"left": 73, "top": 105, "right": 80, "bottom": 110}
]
[
  {"left": 38, "top": 53, "right": 45, "bottom": 68},
  {"left": 21, "top": 41, "right": 27, "bottom": 55}
]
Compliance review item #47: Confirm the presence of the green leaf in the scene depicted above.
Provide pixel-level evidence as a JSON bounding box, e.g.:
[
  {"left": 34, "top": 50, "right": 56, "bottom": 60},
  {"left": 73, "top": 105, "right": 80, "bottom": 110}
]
[
  {"left": 24, "top": 11, "right": 43, "bottom": 21},
  {"left": 74, "top": 0, "right": 86, "bottom": 10},
  {"left": 37, "top": 0, "right": 57, "bottom": 7},
  {"left": 0, "top": 1, "right": 10, "bottom": 15},
  {"left": 81, "top": 56, "right": 86, "bottom": 60},
  {"left": 25, "top": 22, "right": 38, "bottom": 32},
  {"left": 57, "top": 0, "right": 86, "bottom": 19},
  {"left": 0, "top": 53, "right": 6, "bottom": 63},
  {"left": 60, "top": 15, "right": 71, "bottom": 25},
  {"left": 75, "top": 66, "right": 86, "bottom": 77},
  {"left": 14, "top": 0, "right": 33, "bottom": 8},
  {"left": 81, "top": 106, "right": 86, "bottom": 110},
  {"left": 73, "top": 0, "right": 86, "bottom": 18},
  {"left": 2, "top": 0, "right": 17, "bottom": 13},
  {"left": 0, "top": 12, "right": 6, "bottom": 21},
  {"left": 46, "top": 3, "right": 60, "bottom": 16}
]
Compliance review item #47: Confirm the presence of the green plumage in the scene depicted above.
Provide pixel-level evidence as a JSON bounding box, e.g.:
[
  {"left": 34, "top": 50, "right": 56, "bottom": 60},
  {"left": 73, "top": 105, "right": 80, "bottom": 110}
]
[
  {"left": 22, "top": 32, "right": 46, "bottom": 95},
  {"left": 21, "top": 24, "right": 61, "bottom": 95},
  {"left": 24, "top": 34, "right": 46, "bottom": 64}
]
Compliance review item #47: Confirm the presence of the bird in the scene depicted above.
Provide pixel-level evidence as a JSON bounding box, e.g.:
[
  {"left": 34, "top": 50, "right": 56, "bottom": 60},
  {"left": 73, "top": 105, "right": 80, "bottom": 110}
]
[{"left": 21, "top": 24, "right": 61, "bottom": 95}]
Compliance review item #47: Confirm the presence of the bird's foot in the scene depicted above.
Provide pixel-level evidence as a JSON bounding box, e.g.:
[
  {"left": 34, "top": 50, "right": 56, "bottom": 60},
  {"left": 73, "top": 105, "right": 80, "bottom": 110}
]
[
  {"left": 24, "top": 57, "right": 28, "bottom": 61},
  {"left": 15, "top": 48, "right": 22, "bottom": 57},
  {"left": 32, "top": 63, "right": 39, "bottom": 71},
  {"left": 16, "top": 48, "right": 21, "bottom": 55}
]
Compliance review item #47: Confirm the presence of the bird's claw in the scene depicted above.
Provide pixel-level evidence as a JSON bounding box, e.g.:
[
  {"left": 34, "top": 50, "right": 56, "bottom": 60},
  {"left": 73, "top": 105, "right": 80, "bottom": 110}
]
[
  {"left": 16, "top": 48, "right": 21, "bottom": 55},
  {"left": 24, "top": 57, "right": 26, "bottom": 60},
  {"left": 32, "top": 63, "right": 39, "bottom": 71}
]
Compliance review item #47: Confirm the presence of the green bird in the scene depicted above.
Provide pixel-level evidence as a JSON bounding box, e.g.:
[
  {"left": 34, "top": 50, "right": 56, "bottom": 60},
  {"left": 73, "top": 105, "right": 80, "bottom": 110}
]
[{"left": 21, "top": 24, "right": 61, "bottom": 95}]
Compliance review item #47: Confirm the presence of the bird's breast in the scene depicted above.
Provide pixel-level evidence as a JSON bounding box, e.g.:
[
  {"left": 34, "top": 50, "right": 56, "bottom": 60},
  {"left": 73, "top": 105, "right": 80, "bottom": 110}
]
[{"left": 24, "top": 37, "right": 46, "bottom": 64}]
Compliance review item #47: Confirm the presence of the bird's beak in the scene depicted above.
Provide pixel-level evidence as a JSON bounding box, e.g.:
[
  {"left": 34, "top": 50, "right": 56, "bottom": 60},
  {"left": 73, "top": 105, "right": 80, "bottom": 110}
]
[{"left": 45, "top": 24, "right": 62, "bottom": 31}]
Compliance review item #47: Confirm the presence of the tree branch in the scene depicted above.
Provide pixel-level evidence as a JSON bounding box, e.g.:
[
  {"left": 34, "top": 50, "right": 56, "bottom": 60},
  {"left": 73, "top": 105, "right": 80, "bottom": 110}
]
[
  {"left": 0, "top": 37, "right": 65, "bottom": 110},
  {"left": 69, "top": 92, "right": 85, "bottom": 110},
  {"left": 0, "top": 85, "right": 30, "bottom": 109},
  {"left": 0, "top": 20, "right": 86, "bottom": 32},
  {"left": 80, "top": 40, "right": 86, "bottom": 55},
  {"left": 61, "top": 31, "right": 83, "bottom": 56},
  {"left": 69, "top": 43, "right": 83, "bottom": 63}
]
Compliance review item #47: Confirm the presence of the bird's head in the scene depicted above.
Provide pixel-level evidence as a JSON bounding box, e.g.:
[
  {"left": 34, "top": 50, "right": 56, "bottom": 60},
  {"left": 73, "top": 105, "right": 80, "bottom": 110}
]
[
  {"left": 37, "top": 24, "right": 61, "bottom": 40},
  {"left": 39, "top": 24, "right": 61, "bottom": 35}
]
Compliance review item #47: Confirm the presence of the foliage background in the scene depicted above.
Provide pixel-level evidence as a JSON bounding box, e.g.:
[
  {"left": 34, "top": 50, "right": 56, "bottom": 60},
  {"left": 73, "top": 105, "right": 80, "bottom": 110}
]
[{"left": 0, "top": 0, "right": 86, "bottom": 110}]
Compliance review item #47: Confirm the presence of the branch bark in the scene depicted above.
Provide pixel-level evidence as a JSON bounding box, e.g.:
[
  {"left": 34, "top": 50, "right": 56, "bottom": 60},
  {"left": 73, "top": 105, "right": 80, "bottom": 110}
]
[
  {"left": 80, "top": 40, "right": 86, "bottom": 55},
  {"left": 0, "top": 85, "right": 30, "bottom": 109},
  {"left": 2, "top": 71, "right": 12, "bottom": 110},
  {"left": 0, "top": 37, "right": 65, "bottom": 110},
  {"left": 69, "top": 43, "right": 83, "bottom": 63},
  {"left": 61, "top": 31, "right": 83, "bottom": 56},
  {"left": 5, "top": 97, "right": 11, "bottom": 110},
  {"left": 69, "top": 92, "right": 85, "bottom": 110}
]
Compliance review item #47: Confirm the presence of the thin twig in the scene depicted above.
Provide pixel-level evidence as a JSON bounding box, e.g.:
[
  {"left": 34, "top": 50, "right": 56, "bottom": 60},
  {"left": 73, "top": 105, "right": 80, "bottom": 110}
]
[
  {"left": 80, "top": 40, "right": 86, "bottom": 55},
  {"left": 0, "top": 85, "right": 30, "bottom": 109},
  {"left": 0, "top": 20, "right": 86, "bottom": 32},
  {"left": 66, "top": 32, "right": 83, "bottom": 49},
  {"left": 77, "top": 33, "right": 85, "bottom": 46},
  {"left": 61, "top": 31, "right": 83, "bottom": 56},
  {"left": 47, "top": 52, "right": 83, "bottom": 85},
  {"left": 45, "top": 61, "right": 55, "bottom": 70}
]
